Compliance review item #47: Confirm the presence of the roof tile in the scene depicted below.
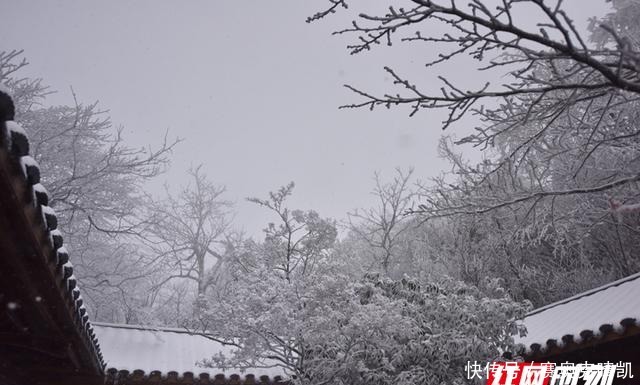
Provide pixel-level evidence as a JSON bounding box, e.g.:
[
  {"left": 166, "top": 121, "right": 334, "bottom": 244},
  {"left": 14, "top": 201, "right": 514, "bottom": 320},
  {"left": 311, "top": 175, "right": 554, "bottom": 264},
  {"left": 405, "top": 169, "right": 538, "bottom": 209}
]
[{"left": 517, "top": 272, "right": 640, "bottom": 355}]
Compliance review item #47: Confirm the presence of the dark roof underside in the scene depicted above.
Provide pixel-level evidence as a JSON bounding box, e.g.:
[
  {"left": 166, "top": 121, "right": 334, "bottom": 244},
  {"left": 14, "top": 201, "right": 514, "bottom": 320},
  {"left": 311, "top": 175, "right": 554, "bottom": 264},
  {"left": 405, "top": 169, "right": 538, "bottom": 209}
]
[{"left": 0, "top": 91, "right": 104, "bottom": 385}]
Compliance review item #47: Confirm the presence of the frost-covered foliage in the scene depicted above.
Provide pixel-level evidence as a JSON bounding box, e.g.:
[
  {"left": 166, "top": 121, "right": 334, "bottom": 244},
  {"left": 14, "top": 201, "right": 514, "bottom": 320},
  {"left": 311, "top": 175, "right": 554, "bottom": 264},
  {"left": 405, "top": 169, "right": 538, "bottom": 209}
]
[
  {"left": 246, "top": 182, "right": 338, "bottom": 282},
  {"left": 201, "top": 255, "right": 529, "bottom": 385},
  {"left": 198, "top": 186, "right": 530, "bottom": 385},
  {"left": 310, "top": 0, "right": 640, "bottom": 306},
  {"left": 424, "top": 0, "right": 640, "bottom": 304},
  {"left": 301, "top": 275, "right": 528, "bottom": 385}
]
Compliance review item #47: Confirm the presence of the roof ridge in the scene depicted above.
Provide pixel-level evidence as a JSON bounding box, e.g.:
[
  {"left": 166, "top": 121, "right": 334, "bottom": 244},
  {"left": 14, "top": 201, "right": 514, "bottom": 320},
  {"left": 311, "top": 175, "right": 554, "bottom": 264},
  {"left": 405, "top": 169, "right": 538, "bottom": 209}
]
[
  {"left": 92, "top": 321, "right": 217, "bottom": 336},
  {"left": 526, "top": 270, "right": 640, "bottom": 317},
  {"left": 105, "top": 369, "right": 289, "bottom": 384}
]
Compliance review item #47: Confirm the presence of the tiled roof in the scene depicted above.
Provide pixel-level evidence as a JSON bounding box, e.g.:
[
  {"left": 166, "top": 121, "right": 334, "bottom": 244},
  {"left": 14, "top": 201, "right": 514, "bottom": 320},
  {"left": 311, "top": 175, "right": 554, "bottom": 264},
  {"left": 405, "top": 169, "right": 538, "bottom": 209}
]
[
  {"left": 94, "top": 322, "right": 288, "bottom": 385},
  {"left": 0, "top": 90, "right": 104, "bottom": 373},
  {"left": 516, "top": 271, "right": 640, "bottom": 357}
]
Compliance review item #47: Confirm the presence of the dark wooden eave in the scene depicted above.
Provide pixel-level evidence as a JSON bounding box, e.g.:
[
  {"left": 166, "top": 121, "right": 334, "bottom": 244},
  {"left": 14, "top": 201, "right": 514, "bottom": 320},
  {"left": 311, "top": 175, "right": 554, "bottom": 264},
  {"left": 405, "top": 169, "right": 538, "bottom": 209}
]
[
  {"left": 0, "top": 93, "right": 104, "bottom": 385},
  {"left": 523, "top": 325, "right": 640, "bottom": 383}
]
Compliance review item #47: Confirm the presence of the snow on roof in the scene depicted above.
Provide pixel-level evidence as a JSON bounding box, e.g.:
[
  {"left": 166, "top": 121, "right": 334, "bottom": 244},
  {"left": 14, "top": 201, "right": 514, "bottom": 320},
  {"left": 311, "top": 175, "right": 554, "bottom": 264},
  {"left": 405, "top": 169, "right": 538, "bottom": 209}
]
[
  {"left": 93, "top": 322, "right": 287, "bottom": 380},
  {"left": 516, "top": 271, "right": 640, "bottom": 355}
]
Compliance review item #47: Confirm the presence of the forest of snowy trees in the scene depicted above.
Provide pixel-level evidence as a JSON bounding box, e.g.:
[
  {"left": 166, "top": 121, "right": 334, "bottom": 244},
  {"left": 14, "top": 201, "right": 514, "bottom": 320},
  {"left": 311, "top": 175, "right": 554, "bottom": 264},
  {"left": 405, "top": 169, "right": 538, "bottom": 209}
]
[{"left": 2, "top": 0, "right": 640, "bottom": 384}]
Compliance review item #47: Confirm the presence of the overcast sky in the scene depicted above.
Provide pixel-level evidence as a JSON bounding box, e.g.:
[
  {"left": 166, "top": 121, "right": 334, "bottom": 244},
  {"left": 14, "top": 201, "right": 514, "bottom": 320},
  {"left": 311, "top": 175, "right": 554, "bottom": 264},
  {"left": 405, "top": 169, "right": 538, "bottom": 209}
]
[{"left": 2, "top": 1, "right": 609, "bottom": 238}]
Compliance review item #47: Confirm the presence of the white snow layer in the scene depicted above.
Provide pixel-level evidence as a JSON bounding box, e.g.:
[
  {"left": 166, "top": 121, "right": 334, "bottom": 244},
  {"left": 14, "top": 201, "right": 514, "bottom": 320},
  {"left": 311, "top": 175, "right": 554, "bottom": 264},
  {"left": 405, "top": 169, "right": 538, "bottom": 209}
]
[
  {"left": 19, "top": 155, "right": 39, "bottom": 177},
  {"left": 92, "top": 323, "right": 285, "bottom": 378},
  {"left": 5, "top": 121, "right": 27, "bottom": 137},
  {"left": 33, "top": 183, "right": 48, "bottom": 195},
  {"left": 516, "top": 272, "right": 640, "bottom": 349},
  {"left": 41, "top": 205, "right": 56, "bottom": 216}
]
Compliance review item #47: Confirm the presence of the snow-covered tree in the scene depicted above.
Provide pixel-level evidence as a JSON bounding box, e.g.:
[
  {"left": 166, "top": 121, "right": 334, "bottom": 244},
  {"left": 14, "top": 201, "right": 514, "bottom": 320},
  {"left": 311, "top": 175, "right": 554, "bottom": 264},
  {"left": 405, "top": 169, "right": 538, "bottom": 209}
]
[
  {"left": 247, "top": 182, "right": 338, "bottom": 282},
  {"left": 311, "top": 0, "right": 640, "bottom": 217},
  {"left": 200, "top": 251, "right": 529, "bottom": 385},
  {"left": 148, "top": 166, "right": 235, "bottom": 311},
  {"left": 198, "top": 185, "right": 530, "bottom": 385},
  {"left": 347, "top": 168, "right": 417, "bottom": 277},
  {"left": 311, "top": 0, "right": 640, "bottom": 303}
]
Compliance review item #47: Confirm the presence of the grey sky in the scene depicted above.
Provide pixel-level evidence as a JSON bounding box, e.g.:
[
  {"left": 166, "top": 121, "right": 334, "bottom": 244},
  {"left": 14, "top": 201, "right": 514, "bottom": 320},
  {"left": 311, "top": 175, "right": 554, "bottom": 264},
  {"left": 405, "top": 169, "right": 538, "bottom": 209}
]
[{"left": 2, "top": 1, "right": 609, "bottom": 238}]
